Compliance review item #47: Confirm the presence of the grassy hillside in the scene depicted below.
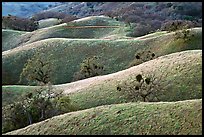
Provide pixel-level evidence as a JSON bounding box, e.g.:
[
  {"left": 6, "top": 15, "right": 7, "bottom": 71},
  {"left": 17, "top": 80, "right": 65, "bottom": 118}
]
[
  {"left": 2, "top": 85, "right": 38, "bottom": 106},
  {"left": 4, "top": 99, "right": 202, "bottom": 135},
  {"left": 2, "top": 29, "right": 27, "bottom": 51},
  {"left": 38, "top": 18, "right": 62, "bottom": 29},
  {"left": 2, "top": 27, "right": 202, "bottom": 85},
  {"left": 2, "top": 50, "right": 202, "bottom": 110},
  {"left": 2, "top": 16, "right": 128, "bottom": 51}
]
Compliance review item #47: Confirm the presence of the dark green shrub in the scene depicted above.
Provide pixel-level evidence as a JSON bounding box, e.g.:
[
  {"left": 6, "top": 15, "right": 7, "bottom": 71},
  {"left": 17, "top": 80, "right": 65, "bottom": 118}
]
[
  {"left": 128, "top": 50, "right": 156, "bottom": 67},
  {"left": 73, "top": 56, "right": 105, "bottom": 81}
]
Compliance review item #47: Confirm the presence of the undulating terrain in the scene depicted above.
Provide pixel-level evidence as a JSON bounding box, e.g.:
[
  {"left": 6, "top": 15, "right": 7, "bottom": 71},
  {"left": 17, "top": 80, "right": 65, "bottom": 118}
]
[{"left": 2, "top": 2, "right": 202, "bottom": 135}]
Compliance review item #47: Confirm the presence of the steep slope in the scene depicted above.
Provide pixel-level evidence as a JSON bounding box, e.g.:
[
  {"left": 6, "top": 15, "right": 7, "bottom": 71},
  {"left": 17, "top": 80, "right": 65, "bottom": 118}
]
[
  {"left": 2, "top": 28, "right": 202, "bottom": 85},
  {"left": 4, "top": 99, "right": 202, "bottom": 135},
  {"left": 2, "top": 50, "right": 202, "bottom": 110}
]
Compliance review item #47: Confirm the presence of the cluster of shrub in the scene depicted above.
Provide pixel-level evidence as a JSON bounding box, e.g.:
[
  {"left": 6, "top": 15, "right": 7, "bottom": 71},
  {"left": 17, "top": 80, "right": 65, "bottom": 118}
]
[
  {"left": 2, "top": 15, "right": 38, "bottom": 31},
  {"left": 2, "top": 11, "right": 78, "bottom": 32},
  {"left": 31, "top": 11, "right": 78, "bottom": 23},
  {"left": 103, "top": 2, "right": 202, "bottom": 37},
  {"left": 2, "top": 51, "right": 106, "bottom": 133},
  {"left": 2, "top": 84, "right": 75, "bottom": 133},
  {"left": 2, "top": 2, "right": 202, "bottom": 34}
]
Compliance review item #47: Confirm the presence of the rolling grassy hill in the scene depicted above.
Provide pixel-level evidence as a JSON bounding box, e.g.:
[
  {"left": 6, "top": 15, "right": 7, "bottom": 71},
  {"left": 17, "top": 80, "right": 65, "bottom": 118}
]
[
  {"left": 4, "top": 99, "right": 202, "bottom": 135},
  {"left": 2, "top": 16, "right": 128, "bottom": 51},
  {"left": 2, "top": 14, "right": 202, "bottom": 135},
  {"left": 2, "top": 50, "right": 202, "bottom": 111},
  {"left": 2, "top": 26, "right": 202, "bottom": 85},
  {"left": 2, "top": 29, "right": 27, "bottom": 51}
]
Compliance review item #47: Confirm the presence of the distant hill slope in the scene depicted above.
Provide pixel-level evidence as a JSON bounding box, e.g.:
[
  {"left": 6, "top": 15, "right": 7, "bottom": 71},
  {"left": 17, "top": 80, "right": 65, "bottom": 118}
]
[
  {"left": 2, "top": 27, "right": 202, "bottom": 85},
  {"left": 2, "top": 16, "right": 128, "bottom": 52},
  {"left": 4, "top": 99, "right": 202, "bottom": 135},
  {"left": 2, "top": 2, "right": 62, "bottom": 17},
  {"left": 2, "top": 50, "right": 202, "bottom": 110}
]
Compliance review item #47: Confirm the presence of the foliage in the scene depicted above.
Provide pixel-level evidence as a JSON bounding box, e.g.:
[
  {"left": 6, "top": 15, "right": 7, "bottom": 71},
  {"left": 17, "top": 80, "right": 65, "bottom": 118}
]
[
  {"left": 73, "top": 56, "right": 105, "bottom": 81},
  {"left": 129, "top": 50, "right": 156, "bottom": 67},
  {"left": 2, "top": 15, "right": 38, "bottom": 31},
  {"left": 160, "top": 20, "right": 195, "bottom": 32},
  {"left": 19, "top": 50, "right": 53, "bottom": 85},
  {"left": 4, "top": 99, "right": 202, "bottom": 135},
  {"left": 117, "top": 70, "right": 170, "bottom": 102},
  {"left": 174, "top": 29, "right": 194, "bottom": 42},
  {"left": 126, "top": 23, "right": 152, "bottom": 37},
  {"left": 102, "top": 2, "right": 201, "bottom": 36},
  {"left": 31, "top": 11, "right": 68, "bottom": 21},
  {"left": 61, "top": 15, "right": 78, "bottom": 23},
  {"left": 2, "top": 84, "right": 75, "bottom": 134},
  {"left": 2, "top": 27, "right": 202, "bottom": 85}
]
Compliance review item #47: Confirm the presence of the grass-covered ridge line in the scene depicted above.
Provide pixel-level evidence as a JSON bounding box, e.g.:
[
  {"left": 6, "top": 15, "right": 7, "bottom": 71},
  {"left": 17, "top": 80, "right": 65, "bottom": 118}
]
[
  {"left": 2, "top": 50, "right": 202, "bottom": 110},
  {"left": 2, "top": 27, "right": 202, "bottom": 85},
  {"left": 2, "top": 29, "right": 27, "bottom": 51},
  {"left": 2, "top": 85, "right": 38, "bottom": 106},
  {"left": 4, "top": 99, "right": 202, "bottom": 135},
  {"left": 2, "top": 16, "right": 128, "bottom": 52}
]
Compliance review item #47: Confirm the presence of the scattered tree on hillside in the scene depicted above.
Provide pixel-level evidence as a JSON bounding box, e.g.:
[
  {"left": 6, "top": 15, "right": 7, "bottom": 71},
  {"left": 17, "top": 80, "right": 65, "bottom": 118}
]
[
  {"left": 61, "top": 15, "right": 78, "bottom": 23},
  {"left": 2, "top": 84, "right": 75, "bottom": 133},
  {"left": 160, "top": 20, "right": 195, "bottom": 32},
  {"left": 116, "top": 69, "right": 169, "bottom": 102},
  {"left": 31, "top": 11, "right": 66, "bottom": 21},
  {"left": 174, "top": 28, "right": 194, "bottom": 42},
  {"left": 19, "top": 50, "right": 53, "bottom": 85},
  {"left": 126, "top": 23, "right": 152, "bottom": 37},
  {"left": 2, "top": 15, "right": 38, "bottom": 31},
  {"left": 73, "top": 56, "right": 105, "bottom": 81},
  {"left": 128, "top": 50, "right": 156, "bottom": 67}
]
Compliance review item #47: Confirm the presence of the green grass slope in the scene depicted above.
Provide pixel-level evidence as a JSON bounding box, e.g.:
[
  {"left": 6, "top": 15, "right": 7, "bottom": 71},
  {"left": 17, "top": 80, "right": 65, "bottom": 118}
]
[
  {"left": 2, "top": 28, "right": 202, "bottom": 85},
  {"left": 4, "top": 99, "right": 202, "bottom": 135},
  {"left": 2, "top": 85, "right": 38, "bottom": 106},
  {"left": 38, "top": 18, "right": 62, "bottom": 29},
  {"left": 2, "top": 29, "right": 27, "bottom": 51},
  {"left": 1, "top": 16, "right": 128, "bottom": 51},
  {"left": 2, "top": 50, "right": 202, "bottom": 110}
]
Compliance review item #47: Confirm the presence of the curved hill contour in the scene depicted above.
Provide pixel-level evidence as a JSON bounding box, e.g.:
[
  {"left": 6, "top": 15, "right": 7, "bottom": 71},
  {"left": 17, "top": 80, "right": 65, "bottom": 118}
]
[
  {"left": 4, "top": 99, "right": 202, "bottom": 135},
  {"left": 2, "top": 50, "right": 202, "bottom": 111}
]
